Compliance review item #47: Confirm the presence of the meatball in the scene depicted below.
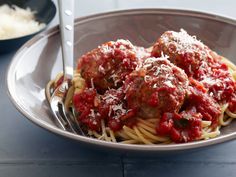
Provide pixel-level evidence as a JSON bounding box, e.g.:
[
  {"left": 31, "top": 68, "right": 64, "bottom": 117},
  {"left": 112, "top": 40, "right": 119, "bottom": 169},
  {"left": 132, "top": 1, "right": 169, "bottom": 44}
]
[
  {"left": 124, "top": 57, "right": 189, "bottom": 119},
  {"left": 151, "top": 29, "right": 212, "bottom": 77},
  {"left": 151, "top": 29, "right": 236, "bottom": 103},
  {"left": 77, "top": 39, "right": 150, "bottom": 92}
]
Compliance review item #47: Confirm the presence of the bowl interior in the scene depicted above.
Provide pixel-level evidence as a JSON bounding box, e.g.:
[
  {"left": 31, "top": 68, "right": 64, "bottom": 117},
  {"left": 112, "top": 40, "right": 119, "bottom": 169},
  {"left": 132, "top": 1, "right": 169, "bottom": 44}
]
[{"left": 7, "top": 9, "right": 236, "bottom": 151}]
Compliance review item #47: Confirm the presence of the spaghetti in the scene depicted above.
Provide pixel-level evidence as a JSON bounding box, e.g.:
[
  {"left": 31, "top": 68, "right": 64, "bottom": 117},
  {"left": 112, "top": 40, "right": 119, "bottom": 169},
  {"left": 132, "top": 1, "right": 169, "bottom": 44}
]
[{"left": 46, "top": 29, "right": 236, "bottom": 144}]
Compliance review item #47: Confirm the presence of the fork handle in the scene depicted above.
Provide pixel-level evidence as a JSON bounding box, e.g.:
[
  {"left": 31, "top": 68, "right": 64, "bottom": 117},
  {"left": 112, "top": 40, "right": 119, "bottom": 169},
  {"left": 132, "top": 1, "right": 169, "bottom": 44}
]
[{"left": 58, "top": 0, "right": 74, "bottom": 81}]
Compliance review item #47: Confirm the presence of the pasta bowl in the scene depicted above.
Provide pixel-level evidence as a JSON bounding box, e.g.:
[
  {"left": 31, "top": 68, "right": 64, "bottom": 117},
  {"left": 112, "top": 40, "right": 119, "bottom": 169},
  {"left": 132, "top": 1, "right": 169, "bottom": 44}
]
[{"left": 7, "top": 9, "right": 236, "bottom": 152}]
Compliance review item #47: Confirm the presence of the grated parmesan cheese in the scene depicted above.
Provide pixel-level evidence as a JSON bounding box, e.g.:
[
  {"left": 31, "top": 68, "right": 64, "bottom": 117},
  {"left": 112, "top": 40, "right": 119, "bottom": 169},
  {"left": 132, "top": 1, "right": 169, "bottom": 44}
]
[
  {"left": 109, "top": 73, "right": 120, "bottom": 86},
  {"left": 89, "top": 109, "right": 96, "bottom": 118},
  {"left": 164, "top": 80, "right": 174, "bottom": 88},
  {"left": 0, "top": 4, "right": 45, "bottom": 40},
  {"left": 163, "top": 29, "right": 211, "bottom": 60},
  {"left": 103, "top": 93, "right": 118, "bottom": 104},
  {"left": 90, "top": 78, "right": 95, "bottom": 89},
  {"left": 98, "top": 65, "right": 106, "bottom": 74},
  {"left": 110, "top": 103, "right": 126, "bottom": 119}
]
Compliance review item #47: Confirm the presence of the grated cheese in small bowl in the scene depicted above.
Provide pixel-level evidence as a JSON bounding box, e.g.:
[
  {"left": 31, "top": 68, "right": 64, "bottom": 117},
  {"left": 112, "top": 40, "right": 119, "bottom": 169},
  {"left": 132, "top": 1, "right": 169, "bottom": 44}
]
[{"left": 0, "top": 4, "right": 46, "bottom": 40}]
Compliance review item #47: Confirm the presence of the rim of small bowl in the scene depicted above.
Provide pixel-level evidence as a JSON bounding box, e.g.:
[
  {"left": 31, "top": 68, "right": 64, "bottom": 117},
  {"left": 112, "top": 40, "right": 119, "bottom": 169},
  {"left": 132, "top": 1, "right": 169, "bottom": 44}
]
[{"left": 7, "top": 8, "right": 236, "bottom": 152}]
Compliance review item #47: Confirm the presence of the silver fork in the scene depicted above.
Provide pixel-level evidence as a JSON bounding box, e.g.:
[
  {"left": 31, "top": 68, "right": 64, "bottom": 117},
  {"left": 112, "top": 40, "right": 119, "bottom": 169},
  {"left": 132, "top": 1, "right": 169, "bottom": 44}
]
[{"left": 49, "top": 0, "right": 83, "bottom": 134}]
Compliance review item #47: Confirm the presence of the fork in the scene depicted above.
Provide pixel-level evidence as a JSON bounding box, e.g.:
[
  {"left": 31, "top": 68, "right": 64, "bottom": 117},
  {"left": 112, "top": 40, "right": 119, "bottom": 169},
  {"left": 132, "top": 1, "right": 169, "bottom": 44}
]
[{"left": 49, "top": 0, "right": 82, "bottom": 134}]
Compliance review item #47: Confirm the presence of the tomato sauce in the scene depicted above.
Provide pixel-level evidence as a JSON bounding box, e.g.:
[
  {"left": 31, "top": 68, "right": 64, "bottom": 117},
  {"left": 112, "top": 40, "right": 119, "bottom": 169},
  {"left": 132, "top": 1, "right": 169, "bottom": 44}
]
[
  {"left": 229, "top": 93, "right": 236, "bottom": 112},
  {"left": 72, "top": 31, "right": 236, "bottom": 143},
  {"left": 156, "top": 109, "right": 202, "bottom": 142}
]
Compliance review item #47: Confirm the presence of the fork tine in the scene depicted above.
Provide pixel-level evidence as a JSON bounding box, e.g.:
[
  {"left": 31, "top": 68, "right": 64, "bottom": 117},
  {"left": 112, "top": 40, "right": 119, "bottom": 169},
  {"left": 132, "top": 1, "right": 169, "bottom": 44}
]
[
  {"left": 70, "top": 107, "right": 86, "bottom": 136},
  {"left": 49, "top": 98, "right": 67, "bottom": 131},
  {"left": 47, "top": 76, "right": 87, "bottom": 135},
  {"left": 59, "top": 102, "right": 81, "bottom": 134}
]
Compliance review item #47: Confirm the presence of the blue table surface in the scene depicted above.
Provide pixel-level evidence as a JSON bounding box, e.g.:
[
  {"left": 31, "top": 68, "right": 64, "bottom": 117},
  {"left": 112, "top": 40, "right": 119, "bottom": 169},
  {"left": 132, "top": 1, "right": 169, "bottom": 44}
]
[{"left": 1, "top": 0, "right": 236, "bottom": 176}]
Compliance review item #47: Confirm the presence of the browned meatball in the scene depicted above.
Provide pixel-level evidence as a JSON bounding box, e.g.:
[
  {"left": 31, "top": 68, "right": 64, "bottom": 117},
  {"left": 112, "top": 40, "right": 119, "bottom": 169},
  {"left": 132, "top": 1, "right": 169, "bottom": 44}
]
[
  {"left": 124, "top": 57, "right": 188, "bottom": 119},
  {"left": 77, "top": 39, "right": 150, "bottom": 92},
  {"left": 152, "top": 30, "right": 236, "bottom": 104},
  {"left": 151, "top": 29, "right": 212, "bottom": 77}
]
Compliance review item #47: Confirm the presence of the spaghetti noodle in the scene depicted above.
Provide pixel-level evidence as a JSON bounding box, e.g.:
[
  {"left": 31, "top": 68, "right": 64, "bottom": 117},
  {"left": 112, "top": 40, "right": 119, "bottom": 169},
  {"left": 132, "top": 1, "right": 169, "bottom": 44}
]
[{"left": 46, "top": 29, "right": 236, "bottom": 144}]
